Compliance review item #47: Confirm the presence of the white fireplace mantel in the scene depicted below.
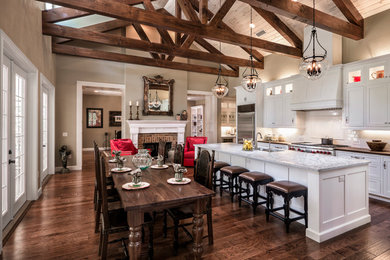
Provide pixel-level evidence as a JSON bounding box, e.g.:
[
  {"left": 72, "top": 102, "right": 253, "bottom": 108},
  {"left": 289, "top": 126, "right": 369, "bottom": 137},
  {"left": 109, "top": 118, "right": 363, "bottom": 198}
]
[{"left": 127, "top": 120, "right": 187, "bottom": 148}]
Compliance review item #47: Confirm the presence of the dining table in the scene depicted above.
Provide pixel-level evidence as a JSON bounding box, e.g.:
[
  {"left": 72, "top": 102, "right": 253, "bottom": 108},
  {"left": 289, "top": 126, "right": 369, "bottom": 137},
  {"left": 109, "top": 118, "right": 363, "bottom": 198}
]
[{"left": 103, "top": 153, "right": 215, "bottom": 259}]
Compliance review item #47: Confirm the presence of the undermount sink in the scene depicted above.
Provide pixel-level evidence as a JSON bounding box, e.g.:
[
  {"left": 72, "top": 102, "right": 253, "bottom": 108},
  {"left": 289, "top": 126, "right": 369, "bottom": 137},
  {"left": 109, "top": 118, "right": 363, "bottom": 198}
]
[{"left": 257, "top": 147, "right": 283, "bottom": 152}]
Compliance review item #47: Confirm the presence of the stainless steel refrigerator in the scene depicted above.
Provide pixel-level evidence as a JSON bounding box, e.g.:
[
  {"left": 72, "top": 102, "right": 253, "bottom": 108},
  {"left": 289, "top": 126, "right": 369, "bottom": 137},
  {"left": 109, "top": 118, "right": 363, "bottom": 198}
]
[{"left": 237, "top": 104, "right": 255, "bottom": 144}]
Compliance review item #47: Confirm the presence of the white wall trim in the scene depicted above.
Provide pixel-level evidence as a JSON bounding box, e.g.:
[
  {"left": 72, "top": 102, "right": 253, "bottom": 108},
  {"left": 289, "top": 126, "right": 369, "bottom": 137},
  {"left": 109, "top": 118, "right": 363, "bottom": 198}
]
[
  {"left": 55, "top": 165, "right": 81, "bottom": 173},
  {"left": 187, "top": 90, "right": 214, "bottom": 96},
  {"left": 82, "top": 147, "right": 106, "bottom": 151},
  {"left": 40, "top": 73, "right": 55, "bottom": 186},
  {"left": 0, "top": 29, "right": 39, "bottom": 253},
  {"left": 76, "top": 81, "right": 125, "bottom": 170}
]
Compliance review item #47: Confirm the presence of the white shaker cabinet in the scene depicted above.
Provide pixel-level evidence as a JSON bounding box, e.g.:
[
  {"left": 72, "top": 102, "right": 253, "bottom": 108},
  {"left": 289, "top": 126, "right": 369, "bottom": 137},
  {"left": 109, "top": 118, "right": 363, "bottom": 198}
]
[
  {"left": 235, "top": 86, "right": 257, "bottom": 106},
  {"left": 345, "top": 87, "right": 364, "bottom": 127},
  {"left": 383, "top": 158, "right": 390, "bottom": 198},
  {"left": 366, "top": 83, "right": 390, "bottom": 127}
]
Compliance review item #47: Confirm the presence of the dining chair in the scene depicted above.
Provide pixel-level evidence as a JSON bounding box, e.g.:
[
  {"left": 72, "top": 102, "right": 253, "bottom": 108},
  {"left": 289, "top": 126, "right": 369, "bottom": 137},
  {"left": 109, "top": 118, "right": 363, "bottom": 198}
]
[
  {"left": 158, "top": 140, "right": 167, "bottom": 162},
  {"left": 93, "top": 141, "right": 119, "bottom": 234},
  {"left": 98, "top": 156, "right": 155, "bottom": 259},
  {"left": 163, "top": 149, "right": 214, "bottom": 255},
  {"left": 173, "top": 144, "right": 184, "bottom": 165}
]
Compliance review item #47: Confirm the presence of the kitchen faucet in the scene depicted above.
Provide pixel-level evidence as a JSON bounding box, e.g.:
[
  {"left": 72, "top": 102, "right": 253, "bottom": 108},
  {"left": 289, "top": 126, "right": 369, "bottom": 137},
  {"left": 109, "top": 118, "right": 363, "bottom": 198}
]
[{"left": 255, "top": 132, "right": 263, "bottom": 150}]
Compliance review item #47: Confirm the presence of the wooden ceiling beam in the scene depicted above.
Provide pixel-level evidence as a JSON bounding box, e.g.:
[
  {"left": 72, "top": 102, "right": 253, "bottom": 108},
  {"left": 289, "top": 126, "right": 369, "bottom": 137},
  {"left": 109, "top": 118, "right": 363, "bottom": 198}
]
[
  {"left": 132, "top": 23, "right": 161, "bottom": 59},
  {"left": 36, "top": 0, "right": 302, "bottom": 57},
  {"left": 331, "top": 0, "right": 364, "bottom": 26},
  {"left": 252, "top": 6, "right": 302, "bottom": 49},
  {"left": 42, "top": 7, "right": 89, "bottom": 23},
  {"left": 187, "top": 0, "right": 264, "bottom": 63},
  {"left": 43, "top": 23, "right": 263, "bottom": 68},
  {"left": 175, "top": 0, "right": 182, "bottom": 45},
  {"left": 199, "top": 0, "right": 208, "bottom": 24},
  {"left": 52, "top": 44, "right": 239, "bottom": 77},
  {"left": 239, "top": 0, "right": 363, "bottom": 40},
  {"left": 209, "top": 0, "right": 235, "bottom": 27}
]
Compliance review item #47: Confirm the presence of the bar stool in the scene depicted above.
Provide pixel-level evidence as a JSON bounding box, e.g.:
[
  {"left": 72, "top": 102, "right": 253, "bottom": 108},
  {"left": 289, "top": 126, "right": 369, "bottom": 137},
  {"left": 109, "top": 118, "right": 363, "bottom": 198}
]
[
  {"left": 238, "top": 171, "right": 274, "bottom": 214},
  {"left": 265, "top": 181, "right": 308, "bottom": 233},
  {"left": 213, "top": 161, "right": 230, "bottom": 191},
  {"left": 220, "top": 166, "right": 249, "bottom": 202}
]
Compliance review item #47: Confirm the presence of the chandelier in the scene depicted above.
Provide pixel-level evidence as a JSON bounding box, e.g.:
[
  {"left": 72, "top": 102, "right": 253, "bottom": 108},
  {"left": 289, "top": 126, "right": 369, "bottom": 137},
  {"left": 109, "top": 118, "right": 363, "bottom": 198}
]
[
  {"left": 299, "top": 0, "right": 328, "bottom": 80},
  {"left": 212, "top": 0, "right": 229, "bottom": 99},
  {"left": 241, "top": 7, "right": 261, "bottom": 92},
  {"left": 148, "top": 90, "right": 161, "bottom": 110}
]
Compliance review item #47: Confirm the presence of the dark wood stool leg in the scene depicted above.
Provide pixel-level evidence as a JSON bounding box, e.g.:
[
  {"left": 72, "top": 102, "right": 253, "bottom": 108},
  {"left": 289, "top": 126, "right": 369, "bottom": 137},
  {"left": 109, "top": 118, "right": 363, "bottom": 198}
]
[
  {"left": 229, "top": 176, "right": 234, "bottom": 202},
  {"left": 304, "top": 191, "right": 308, "bottom": 228},
  {"left": 238, "top": 178, "right": 243, "bottom": 207},
  {"left": 253, "top": 183, "right": 258, "bottom": 214},
  {"left": 220, "top": 172, "right": 224, "bottom": 197},
  {"left": 284, "top": 196, "right": 291, "bottom": 233},
  {"left": 266, "top": 189, "right": 270, "bottom": 222},
  {"left": 213, "top": 170, "right": 217, "bottom": 191}
]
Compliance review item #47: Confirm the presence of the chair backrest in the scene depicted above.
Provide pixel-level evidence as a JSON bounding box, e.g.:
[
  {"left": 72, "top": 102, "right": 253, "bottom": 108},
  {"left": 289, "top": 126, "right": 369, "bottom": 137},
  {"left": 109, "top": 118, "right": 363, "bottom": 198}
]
[
  {"left": 93, "top": 141, "right": 102, "bottom": 198},
  {"left": 110, "top": 138, "right": 138, "bottom": 156},
  {"left": 194, "top": 150, "right": 213, "bottom": 189},
  {"left": 99, "top": 155, "right": 111, "bottom": 229},
  {"left": 185, "top": 136, "right": 208, "bottom": 151},
  {"left": 173, "top": 144, "right": 184, "bottom": 165}
]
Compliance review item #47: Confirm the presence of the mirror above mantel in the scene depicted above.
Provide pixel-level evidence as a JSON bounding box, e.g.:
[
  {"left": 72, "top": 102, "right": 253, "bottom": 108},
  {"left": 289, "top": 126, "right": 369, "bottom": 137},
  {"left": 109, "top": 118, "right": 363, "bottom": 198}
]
[{"left": 143, "top": 75, "right": 174, "bottom": 116}]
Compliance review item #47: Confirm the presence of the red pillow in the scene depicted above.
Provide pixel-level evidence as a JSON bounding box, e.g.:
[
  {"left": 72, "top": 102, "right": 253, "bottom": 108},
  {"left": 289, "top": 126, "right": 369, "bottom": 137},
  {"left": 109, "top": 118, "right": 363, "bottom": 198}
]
[
  {"left": 188, "top": 138, "right": 206, "bottom": 151},
  {"left": 117, "top": 141, "right": 131, "bottom": 151}
]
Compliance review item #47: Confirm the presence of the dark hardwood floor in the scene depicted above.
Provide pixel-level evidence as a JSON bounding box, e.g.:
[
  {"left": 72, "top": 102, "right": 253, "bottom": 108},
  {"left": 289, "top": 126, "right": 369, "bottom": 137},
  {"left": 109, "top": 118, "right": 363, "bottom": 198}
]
[{"left": 2, "top": 151, "right": 390, "bottom": 259}]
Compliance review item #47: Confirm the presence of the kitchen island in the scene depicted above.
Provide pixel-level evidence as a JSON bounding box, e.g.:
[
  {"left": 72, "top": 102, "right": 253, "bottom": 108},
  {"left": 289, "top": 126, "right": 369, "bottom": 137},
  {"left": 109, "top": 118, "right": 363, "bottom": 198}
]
[{"left": 195, "top": 143, "right": 371, "bottom": 243}]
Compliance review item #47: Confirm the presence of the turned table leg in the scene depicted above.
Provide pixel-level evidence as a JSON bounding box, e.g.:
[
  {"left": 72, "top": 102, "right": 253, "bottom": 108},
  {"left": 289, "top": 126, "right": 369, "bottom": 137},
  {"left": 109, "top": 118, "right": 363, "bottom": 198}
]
[
  {"left": 127, "top": 211, "right": 144, "bottom": 260},
  {"left": 192, "top": 199, "right": 206, "bottom": 259}
]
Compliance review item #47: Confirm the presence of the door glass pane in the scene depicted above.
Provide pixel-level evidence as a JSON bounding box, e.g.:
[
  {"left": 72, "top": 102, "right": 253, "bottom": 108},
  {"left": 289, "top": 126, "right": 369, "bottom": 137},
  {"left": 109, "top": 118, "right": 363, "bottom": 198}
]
[
  {"left": 42, "top": 91, "right": 48, "bottom": 172},
  {"left": 2, "top": 64, "right": 9, "bottom": 215},
  {"left": 14, "top": 73, "right": 26, "bottom": 201}
]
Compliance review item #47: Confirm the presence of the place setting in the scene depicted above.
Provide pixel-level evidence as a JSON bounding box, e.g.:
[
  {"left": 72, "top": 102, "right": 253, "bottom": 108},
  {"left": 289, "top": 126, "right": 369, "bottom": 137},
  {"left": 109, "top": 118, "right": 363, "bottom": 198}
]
[
  {"left": 122, "top": 149, "right": 152, "bottom": 190},
  {"left": 110, "top": 150, "right": 131, "bottom": 173},
  {"left": 150, "top": 155, "right": 169, "bottom": 169},
  {"left": 167, "top": 164, "right": 191, "bottom": 185}
]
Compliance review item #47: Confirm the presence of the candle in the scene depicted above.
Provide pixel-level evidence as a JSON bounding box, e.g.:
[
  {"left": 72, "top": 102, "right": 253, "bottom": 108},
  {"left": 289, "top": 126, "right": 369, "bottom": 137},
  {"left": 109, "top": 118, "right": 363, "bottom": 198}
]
[
  {"left": 136, "top": 101, "right": 139, "bottom": 106},
  {"left": 129, "top": 101, "right": 132, "bottom": 106}
]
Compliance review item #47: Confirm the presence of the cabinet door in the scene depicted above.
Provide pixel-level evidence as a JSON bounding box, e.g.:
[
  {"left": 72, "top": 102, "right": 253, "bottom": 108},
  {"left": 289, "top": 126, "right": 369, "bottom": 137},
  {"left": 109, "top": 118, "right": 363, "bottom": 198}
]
[
  {"left": 263, "top": 99, "right": 274, "bottom": 127},
  {"left": 367, "top": 84, "right": 388, "bottom": 126},
  {"left": 383, "top": 159, "right": 390, "bottom": 198},
  {"left": 274, "top": 96, "right": 284, "bottom": 126},
  {"left": 284, "top": 96, "right": 296, "bottom": 127},
  {"left": 345, "top": 87, "right": 364, "bottom": 127}
]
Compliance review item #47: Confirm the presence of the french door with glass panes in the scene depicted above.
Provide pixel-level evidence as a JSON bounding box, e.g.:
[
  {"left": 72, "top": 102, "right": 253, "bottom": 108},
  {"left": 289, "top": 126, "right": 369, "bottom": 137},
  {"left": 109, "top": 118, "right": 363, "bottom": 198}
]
[
  {"left": 2, "top": 56, "right": 27, "bottom": 229},
  {"left": 41, "top": 87, "right": 49, "bottom": 182}
]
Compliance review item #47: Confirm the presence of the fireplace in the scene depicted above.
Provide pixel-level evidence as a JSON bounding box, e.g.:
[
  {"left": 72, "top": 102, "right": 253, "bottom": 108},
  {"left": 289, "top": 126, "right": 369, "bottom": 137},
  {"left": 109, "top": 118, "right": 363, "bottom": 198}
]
[{"left": 143, "top": 142, "right": 172, "bottom": 157}]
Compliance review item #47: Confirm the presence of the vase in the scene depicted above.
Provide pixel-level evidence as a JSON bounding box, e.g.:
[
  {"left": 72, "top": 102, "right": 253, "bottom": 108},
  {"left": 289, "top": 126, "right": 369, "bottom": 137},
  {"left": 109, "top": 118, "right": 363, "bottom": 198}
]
[{"left": 132, "top": 149, "right": 152, "bottom": 170}]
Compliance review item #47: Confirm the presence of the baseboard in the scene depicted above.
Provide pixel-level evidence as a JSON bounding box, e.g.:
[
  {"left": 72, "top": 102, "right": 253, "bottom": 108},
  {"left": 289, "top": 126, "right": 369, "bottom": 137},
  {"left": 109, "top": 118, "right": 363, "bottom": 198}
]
[
  {"left": 82, "top": 147, "right": 108, "bottom": 151},
  {"left": 305, "top": 214, "right": 371, "bottom": 243},
  {"left": 369, "top": 194, "right": 390, "bottom": 203},
  {"left": 2, "top": 201, "right": 33, "bottom": 246},
  {"left": 55, "top": 165, "right": 81, "bottom": 172}
]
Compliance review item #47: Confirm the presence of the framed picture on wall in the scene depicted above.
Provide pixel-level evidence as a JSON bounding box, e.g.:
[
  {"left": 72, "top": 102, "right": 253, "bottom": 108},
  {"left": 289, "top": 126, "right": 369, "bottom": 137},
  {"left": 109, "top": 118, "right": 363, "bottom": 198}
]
[
  {"left": 87, "top": 108, "right": 103, "bottom": 128},
  {"left": 109, "top": 111, "right": 122, "bottom": 127}
]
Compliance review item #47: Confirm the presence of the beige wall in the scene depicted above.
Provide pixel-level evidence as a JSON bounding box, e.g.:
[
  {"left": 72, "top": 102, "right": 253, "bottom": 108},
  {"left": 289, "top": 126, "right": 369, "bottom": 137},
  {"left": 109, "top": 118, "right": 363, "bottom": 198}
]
[
  {"left": 82, "top": 95, "right": 122, "bottom": 148},
  {"left": 0, "top": 0, "right": 55, "bottom": 84},
  {"left": 343, "top": 9, "right": 390, "bottom": 64}
]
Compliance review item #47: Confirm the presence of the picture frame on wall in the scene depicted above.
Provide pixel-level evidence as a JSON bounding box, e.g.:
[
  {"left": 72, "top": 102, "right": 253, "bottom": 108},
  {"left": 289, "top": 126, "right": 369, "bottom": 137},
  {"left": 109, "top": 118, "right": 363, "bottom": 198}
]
[
  {"left": 109, "top": 111, "right": 122, "bottom": 127},
  {"left": 87, "top": 108, "right": 103, "bottom": 128}
]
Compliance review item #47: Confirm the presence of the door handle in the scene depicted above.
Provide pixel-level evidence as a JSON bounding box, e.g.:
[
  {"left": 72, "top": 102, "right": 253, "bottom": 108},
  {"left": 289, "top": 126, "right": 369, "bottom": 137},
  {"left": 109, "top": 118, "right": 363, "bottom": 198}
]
[{"left": 9, "top": 159, "right": 16, "bottom": 164}]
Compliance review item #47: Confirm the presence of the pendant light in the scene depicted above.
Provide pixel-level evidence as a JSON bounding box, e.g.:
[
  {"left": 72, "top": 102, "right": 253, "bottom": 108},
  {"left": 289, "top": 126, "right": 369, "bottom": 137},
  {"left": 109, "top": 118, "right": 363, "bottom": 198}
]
[
  {"left": 212, "top": 0, "right": 229, "bottom": 99},
  {"left": 299, "top": 0, "right": 328, "bottom": 80},
  {"left": 241, "top": 6, "right": 261, "bottom": 92}
]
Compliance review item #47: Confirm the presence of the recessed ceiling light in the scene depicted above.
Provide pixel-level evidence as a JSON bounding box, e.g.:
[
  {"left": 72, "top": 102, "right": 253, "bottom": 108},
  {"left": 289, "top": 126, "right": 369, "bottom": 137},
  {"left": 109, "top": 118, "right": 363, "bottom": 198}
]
[{"left": 256, "top": 30, "right": 266, "bottom": 37}]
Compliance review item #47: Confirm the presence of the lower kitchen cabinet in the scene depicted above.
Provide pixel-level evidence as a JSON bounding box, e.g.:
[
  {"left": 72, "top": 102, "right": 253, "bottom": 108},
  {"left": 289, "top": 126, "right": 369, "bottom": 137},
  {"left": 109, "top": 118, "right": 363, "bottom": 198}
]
[{"left": 336, "top": 151, "right": 387, "bottom": 198}]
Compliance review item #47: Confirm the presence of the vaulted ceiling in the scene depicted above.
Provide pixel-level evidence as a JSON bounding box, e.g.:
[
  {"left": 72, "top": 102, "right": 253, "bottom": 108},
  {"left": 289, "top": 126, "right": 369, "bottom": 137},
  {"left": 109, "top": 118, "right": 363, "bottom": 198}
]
[{"left": 38, "top": 0, "right": 390, "bottom": 77}]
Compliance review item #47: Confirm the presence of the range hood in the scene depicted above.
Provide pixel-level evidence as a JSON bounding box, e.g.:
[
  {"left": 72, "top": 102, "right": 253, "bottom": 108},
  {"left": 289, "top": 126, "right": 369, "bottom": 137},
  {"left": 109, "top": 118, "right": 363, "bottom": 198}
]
[{"left": 290, "top": 27, "right": 343, "bottom": 111}]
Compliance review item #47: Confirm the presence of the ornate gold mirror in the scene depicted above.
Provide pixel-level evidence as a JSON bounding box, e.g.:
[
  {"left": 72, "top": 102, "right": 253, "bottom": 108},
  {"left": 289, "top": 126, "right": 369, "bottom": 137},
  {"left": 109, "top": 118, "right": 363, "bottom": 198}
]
[{"left": 143, "top": 75, "right": 174, "bottom": 116}]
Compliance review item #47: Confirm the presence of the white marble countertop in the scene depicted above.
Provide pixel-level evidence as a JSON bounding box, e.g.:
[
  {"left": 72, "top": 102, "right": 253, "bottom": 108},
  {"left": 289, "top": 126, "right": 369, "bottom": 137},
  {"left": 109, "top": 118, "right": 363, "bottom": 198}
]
[{"left": 196, "top": 143, "right": 369, "bottom": 172}]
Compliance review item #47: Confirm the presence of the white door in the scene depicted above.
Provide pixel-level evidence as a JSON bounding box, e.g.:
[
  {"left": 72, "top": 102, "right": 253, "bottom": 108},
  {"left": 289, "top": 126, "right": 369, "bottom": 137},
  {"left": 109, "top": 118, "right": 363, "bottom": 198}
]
[
  {"left": 1, "top": 58, "right": 27, "bottom": 228},
  {"left": 41, "top": 88, "right": 49, "bottom": 182},
  {"left": 345, "top": 87, "right": 364, "bottom": 127},
  {"left": 366, "top": 83, "right": 388, "bottom": 126}
]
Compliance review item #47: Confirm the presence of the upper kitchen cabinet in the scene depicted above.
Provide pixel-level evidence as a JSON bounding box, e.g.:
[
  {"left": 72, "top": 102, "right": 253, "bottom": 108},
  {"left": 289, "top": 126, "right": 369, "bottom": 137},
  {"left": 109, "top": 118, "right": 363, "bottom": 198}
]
[
  {"left": 291, "top": 65, "right": 343, "bottom": 111},
  {"left": 221, "top": 99, "right": 236, "bottom": 127},
  {"left": 235, "top": 86, "right": 257, "bottom": 106},
  {"left": 263, "top": 78, "right": 297, "bottom": 128}
]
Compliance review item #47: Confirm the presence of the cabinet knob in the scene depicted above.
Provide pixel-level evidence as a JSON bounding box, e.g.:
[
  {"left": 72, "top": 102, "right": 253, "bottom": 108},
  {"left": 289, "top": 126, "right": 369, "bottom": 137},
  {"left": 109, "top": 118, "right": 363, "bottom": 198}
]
[{"left": 384, "top": 162, "right": 387, "bottom": 169}]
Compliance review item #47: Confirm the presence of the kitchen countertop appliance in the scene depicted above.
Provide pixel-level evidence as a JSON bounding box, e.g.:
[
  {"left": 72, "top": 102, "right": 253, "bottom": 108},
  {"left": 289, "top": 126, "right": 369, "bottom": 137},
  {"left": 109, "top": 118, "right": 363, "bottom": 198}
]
[
  {"left": 237, "top": 104, "right": 255, "bottom": 144},
  {"left": 288, "top": 142, "right": 349, "bottom": 155}
]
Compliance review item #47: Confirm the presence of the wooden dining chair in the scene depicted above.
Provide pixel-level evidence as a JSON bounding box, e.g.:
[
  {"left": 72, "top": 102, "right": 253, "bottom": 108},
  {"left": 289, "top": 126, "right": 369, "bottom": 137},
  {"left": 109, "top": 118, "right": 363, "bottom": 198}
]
[
  {"left": 98, "top": 156, "right": 155, "bottom": 259},
  {"left": 163, "top": 150, "right": 214, "bottom": 254},
  {"left": 158, "top": 140, "right": 167, "bottom": 162},
  {"left": 93, "top": 141, "right": 119, "bottom": 234},
  {"left": 173, "top": 144, "right": 184, "bottom": 165}
]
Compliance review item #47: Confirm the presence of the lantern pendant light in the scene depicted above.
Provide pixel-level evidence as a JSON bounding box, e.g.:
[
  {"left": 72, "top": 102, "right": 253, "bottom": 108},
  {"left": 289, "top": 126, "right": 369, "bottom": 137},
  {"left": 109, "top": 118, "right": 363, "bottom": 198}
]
[
  {"left": 241, "top": 7, "right": 261, "bottom": 92},
  {"left": 212, "top": 0, "right": 229, "bottom": 98},
  {"left": 299, "top": 0, "right": 328, "bottom": 80}
]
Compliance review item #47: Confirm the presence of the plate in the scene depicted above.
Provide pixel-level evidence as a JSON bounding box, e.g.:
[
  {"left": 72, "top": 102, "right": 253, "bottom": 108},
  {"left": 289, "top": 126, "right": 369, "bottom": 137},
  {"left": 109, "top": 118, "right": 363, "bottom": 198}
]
[
  {"left": 108, "top": 159, "right": 117, "bottom": 163},
  {"left": 151, "top": 165, "right": 169, "bottom": 169},
  {"left": 122, "top": 182, "right": 150, "bottom": 190},
  {"left": 111, "top": 167, "right": 131, "bottom": 173},
  {"left": 167, "top": 178, "right": 191, "bottom": 185}
]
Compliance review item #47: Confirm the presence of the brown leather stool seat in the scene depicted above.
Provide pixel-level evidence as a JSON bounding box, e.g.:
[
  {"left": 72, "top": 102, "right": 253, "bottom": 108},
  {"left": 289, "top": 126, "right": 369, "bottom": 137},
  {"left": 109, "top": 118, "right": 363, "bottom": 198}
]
[
  {"left": 265, "top": 181, "right": 308, "bottom": 233},
  {"left": 238, "top": 171, "right": 274, "bottom": 214},
  {"left": 212, "top": 161, "right": 231, "bottom": 191},
  {"left": 220, "top": 166, "right": 249, "bottom": 202}
]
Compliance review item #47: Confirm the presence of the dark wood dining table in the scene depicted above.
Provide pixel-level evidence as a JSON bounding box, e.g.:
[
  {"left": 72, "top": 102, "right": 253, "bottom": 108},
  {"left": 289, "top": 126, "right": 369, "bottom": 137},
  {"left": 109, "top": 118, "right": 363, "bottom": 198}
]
[{"left": 103, "top": 153, "right": 215, "bottom": 259}]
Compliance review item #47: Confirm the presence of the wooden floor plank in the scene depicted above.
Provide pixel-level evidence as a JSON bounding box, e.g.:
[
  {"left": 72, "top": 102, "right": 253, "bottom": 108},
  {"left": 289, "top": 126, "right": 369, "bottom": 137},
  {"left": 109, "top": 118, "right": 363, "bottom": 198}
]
[{"left": 2, "top": 151, "right": 390, "bottom": 259}]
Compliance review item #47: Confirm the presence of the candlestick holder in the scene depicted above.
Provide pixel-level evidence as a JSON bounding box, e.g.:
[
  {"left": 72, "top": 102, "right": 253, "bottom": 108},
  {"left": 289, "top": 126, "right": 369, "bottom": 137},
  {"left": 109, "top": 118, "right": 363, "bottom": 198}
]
[
  {"left": 136, "top": 105, "right": 140, "bottom": 120},
  {"left": 129, "top": 105, "right": 133, "bottom": 120}
]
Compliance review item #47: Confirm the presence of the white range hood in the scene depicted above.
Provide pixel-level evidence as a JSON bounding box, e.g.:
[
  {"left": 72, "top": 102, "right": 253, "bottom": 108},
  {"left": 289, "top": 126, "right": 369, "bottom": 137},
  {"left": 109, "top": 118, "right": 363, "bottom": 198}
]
[{"left": 290, "top": 27, "right": 343, "bottom": 111}]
